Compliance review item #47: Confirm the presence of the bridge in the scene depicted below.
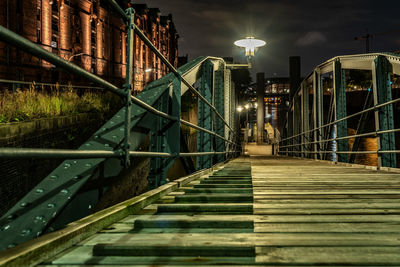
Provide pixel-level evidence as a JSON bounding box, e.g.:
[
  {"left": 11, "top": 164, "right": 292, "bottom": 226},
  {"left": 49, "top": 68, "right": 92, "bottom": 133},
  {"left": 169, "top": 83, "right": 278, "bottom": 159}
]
[{"left": 1, "top": 1, "right": 400, "bottom": 266}]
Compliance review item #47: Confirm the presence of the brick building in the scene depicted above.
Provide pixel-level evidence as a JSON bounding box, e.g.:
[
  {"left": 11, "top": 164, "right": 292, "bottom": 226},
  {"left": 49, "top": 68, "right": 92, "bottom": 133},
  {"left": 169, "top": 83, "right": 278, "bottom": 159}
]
[{"left": 0, "top": 0, "right": 179, "bottom": 92}]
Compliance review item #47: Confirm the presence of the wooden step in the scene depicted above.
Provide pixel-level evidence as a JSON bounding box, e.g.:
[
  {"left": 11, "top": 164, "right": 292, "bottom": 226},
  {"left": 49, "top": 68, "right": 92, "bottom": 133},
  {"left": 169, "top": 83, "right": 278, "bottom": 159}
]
[
  {"left": 156, "top": 203, "right": 253, "bottom": 214},
  {"left": 175, "top": 194, "right": 253, "bottom": 203},
  {"left": 93, "top": 244, "right": 256, "bottom": 257}
]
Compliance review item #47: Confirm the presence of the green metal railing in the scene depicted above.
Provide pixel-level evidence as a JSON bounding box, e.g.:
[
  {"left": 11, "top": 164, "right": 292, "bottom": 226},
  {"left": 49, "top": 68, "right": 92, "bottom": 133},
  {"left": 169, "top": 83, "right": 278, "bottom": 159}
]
[
  {"left": 0, "top": 0, "right": 240, "bottom": 250},
  {"left": 279, "top": 53, "right": 400, "bottom": 169}
]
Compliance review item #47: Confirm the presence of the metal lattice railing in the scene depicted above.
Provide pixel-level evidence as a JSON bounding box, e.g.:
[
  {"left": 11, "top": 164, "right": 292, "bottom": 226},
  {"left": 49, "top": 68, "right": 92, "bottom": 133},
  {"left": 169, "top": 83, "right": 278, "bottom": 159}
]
[
  {"left": 0, "top": 0, "right": 240, "bottom": 250},
  {"left": 278, "top": 53, "right": 400, "bottom": 169}
]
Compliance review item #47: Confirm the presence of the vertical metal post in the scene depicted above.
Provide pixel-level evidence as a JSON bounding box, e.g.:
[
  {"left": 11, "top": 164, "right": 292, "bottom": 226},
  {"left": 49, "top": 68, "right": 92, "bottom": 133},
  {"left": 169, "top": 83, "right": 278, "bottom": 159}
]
[
  {"left": 197, "top": 60, "right": 213, "bottom": 169},
  {"left": 312, "top": 70, "right": 318, "bottom": 159},
  {"left": 123, "top": 8, "right": 135, "bottom": 167},
  {"left": 333, "top": 60, "right": 348, "bottom": 163},
  {"left": 215, "top": 68, "right": 225, "bottom": 162},
  {"left": 293, "top": 94, "right": 301, "bottom": 156},
  {"left": 301, "top": 82, "right": 309, "bottom": 158},
  {"left": 256, "top": 72, "right": 265, "bottom": 144},
  {"left": 372, "top": 56, "right": 396, "bottom": 168},
  {"left": 224, "top": 68, "right": 231, "bottom": 156}
]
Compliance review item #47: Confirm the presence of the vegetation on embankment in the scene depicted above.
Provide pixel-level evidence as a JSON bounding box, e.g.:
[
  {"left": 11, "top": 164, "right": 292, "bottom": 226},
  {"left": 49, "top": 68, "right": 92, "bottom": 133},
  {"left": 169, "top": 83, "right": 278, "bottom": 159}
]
[{"left": 0, "top": 84, "right": 122, "bottom": 123}]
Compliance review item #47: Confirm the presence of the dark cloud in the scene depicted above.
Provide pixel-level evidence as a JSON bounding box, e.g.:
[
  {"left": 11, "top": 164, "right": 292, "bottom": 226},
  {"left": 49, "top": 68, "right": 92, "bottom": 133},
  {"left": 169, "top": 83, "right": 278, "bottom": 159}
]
[
  {"left": 143, "top": 0, "right": 400, "bottom": 78},
  {"left": 296, "top": 32, "right": 327, "bottom": 47}
]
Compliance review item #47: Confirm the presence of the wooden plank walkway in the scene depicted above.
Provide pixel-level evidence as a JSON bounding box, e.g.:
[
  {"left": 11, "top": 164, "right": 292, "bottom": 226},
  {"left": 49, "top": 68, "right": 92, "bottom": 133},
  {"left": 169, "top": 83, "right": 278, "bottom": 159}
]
[{"left": 39, "top": 156, "right": 400, "bottom": 266}]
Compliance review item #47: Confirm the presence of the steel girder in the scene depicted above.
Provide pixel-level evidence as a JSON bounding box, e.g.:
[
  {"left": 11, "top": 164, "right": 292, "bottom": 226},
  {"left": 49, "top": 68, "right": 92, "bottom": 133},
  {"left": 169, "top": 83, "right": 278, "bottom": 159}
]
[
  {"left": 197, "top": 60, "right": 214, "bottom": 170},
  {"left": 0, "top": 75, "right": 173, "bottom": 250},
  {"left": 215, "top": 68, "right": 225, "bottom": 163},
  {"left": 148, "top": 77, "right": 181, "bottom": 189},
  {"left": 333, "top": 60, "right": 348, "bottom": 163},
  {"left": 373, "top": 56, "right": 396, "bottom": 168}
]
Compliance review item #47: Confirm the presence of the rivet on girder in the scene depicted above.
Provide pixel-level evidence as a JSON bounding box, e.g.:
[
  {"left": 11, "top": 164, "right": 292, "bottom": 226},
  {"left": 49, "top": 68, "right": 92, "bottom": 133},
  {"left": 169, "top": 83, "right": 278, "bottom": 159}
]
[
  {"left": 110, "top": 121, "right": 115, "bottom": 125},
  {"left": 112, "top": 135, "right": 117, "bottom": 139},
  {"left": 2, "top": 225, "right": 10, "bottom": 231},
  {"left": 85, "top": 143, "right": 92, "bottom": 147},
  {"left": 60, "top": 189, "right": 69, "bottom": 194},
  {"left": 21, "top": 229, "right": 31, "bottom": 236},
  {"left": 6, "top": 214, "right": 15, "bottom": 220},
  {"left": 102, "top": 127, "right": 108, "bottom": 131},
  {"left": 49, "top": 175, "right": 58, "bottom": 180},
  {"left": 36, "top": 231, "right": 42, "bottom": 237},
  {"left": 104, "top": 144, "right": 110, "bottom": 148},
  {"left": 94, "top": 135, "right": 100, "bottom": 139},
  {"left": 34, "top": 215, "right": 45, "bottom": 222},
  {"left": 7, "top": 244, "right": 16, "bottom": 249},
  {"left": 20, "top": 202, "right": 28, "bottom": 207},
  {"left": 120, "top": 128, "right": 125, "bottom": 132},
  {"left": 35, "top": 188, "right": 44, "bottom": 194},
  {"left": 47, "top": 203, "right": 55, "bottom": 209},
  {"left": 73, "top": 175, "right": 82, "bottom": 180},
  {"left": 85, "top": 163, "right": 92, "bottom": 168},
  {"left": 64, "top": 163, "right": 71, "bottom": 169}
]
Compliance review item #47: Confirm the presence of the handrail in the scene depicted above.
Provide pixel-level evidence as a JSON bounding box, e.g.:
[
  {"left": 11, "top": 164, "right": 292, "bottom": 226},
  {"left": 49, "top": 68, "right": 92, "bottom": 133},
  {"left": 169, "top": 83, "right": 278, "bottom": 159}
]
[
  {"left": 0, "top": 1, "right": 241, "bottom": 252},
  {"left": 279, "top": 52, "right": 400, "bottom": 168},
  {"left": 104, "top": 0, "right": 236, "bottom": 137}
]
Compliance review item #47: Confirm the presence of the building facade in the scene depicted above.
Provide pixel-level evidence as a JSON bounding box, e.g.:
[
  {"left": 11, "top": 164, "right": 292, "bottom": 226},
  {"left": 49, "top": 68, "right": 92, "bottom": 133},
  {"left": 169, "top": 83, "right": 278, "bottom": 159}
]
[{"left": 0, "top": 0, "right": 179, "bottom": 92}]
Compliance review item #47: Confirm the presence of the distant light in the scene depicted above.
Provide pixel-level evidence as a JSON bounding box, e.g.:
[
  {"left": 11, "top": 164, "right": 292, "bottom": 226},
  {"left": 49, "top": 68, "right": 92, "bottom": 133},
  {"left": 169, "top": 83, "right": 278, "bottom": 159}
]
[
  {"left": 254, "top": 103, "right": 258, "bottom": 108},
  {"left": 234, "top": 37, "right": 266, "bottom": 57},
  {"left": 368, "top": 88, "right": 372, "bottom": 92},
  {"left": 237, "top": 106, "right": 243, "bottom": 113},
  {"left": 145, "top": 68, "right": 152, "bottom": 73},
  {"left": 390, "top": 81, "right": 393, "bottom": 85},
  {"left": 244, "top": 104, "right": 250, "bottom": 110}
]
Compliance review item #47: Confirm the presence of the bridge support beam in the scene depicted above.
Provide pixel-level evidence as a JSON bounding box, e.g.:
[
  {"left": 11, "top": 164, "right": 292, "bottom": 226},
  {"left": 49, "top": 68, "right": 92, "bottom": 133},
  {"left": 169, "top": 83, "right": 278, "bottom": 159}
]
[
  {"left": 148, "top": 78, "right": 181, "bottom": 189},
  {"left": 197, "top": 61, "right": 213, "bottom": 170},
  {"left": 313, "top": 69, "right": 323, "bottom": 159},
  {"left": 372, "top": 56, "right": 396, "bottom": 168},
  {"left": 293, "top": 93, "right": 301, "bottom": 156},
  {"left": 301, "top": 82, "right": 310, "bottom": 158},
  {"left": 333, "top": 60, "right": 348, "bottom": 163},
  {"left": 215, "top": 68, "right": 225, "bottom": 163}
]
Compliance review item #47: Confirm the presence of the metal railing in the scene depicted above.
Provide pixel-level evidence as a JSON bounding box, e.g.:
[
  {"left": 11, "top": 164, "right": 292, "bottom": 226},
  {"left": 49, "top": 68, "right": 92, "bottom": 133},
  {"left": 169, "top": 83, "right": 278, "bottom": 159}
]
[
  {"left": 278, "top": 53, "right": 400, "bottom": 169},
  {"left": 0, "top": 0, "right": 240, "bottom": 250}
]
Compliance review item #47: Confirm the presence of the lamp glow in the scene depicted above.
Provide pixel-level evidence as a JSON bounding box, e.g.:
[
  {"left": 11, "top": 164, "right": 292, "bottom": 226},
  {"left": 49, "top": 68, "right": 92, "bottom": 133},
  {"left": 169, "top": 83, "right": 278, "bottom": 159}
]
[
  {"left": 237, "top": 106, "right": 243, "bottom": 113},
  {"left": 244, "top": 104, "right": 250, "bottom": 110},
  {"left": 234, "top": 37, "right": 266, "bottom": 57}
]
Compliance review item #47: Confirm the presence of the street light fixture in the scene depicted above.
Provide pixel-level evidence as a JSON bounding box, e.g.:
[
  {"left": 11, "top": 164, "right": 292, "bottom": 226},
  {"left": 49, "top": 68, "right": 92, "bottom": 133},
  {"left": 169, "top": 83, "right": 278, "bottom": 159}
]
[{"left": 234, "top": 37, "right": 266, "bottom": 58}]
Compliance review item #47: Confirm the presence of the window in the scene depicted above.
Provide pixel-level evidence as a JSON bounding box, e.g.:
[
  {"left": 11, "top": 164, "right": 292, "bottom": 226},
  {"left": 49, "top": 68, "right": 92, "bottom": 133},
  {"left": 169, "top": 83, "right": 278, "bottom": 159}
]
[{"left": 37, "top": 29, "right": 41, "bottom": 43}]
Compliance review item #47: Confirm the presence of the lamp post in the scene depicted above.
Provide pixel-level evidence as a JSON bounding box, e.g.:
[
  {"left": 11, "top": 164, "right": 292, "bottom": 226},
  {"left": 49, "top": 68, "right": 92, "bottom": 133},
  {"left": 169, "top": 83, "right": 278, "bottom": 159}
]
[
  {"left": 237, "top": 106, "right": 244, "bottom": 154},
  {"left": 244, "top": 104, "right": 249, "bottom": 144},
  {"left": 234, "top": 36, "right": 266, "bottom": 145}
]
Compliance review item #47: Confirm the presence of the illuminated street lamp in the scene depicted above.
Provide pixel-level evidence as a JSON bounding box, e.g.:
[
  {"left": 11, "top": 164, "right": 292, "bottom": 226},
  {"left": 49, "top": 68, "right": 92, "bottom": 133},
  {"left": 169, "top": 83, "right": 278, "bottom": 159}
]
[
  {"left": 234, "top": 37, "right": 266, "bottom": 58},
  {"left": 236, "top": 106, "right": 243, "bottom": 113}
]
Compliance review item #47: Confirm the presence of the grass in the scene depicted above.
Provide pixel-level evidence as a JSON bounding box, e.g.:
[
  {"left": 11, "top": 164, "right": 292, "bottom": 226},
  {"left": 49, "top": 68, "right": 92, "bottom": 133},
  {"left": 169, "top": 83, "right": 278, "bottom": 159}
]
[{"left": 0, "top": 83, "right": 121, "bottom": 123}]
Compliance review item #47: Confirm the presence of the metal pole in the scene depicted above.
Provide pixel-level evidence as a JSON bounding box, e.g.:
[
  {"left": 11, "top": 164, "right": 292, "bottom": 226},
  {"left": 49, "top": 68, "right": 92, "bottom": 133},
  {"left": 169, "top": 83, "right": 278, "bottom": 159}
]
[
  {"left": 256, "top": 72, "right": 265, "bottom": 144},
  {"left": 123, "top": 8, "right": 135, "bottom": 167}
]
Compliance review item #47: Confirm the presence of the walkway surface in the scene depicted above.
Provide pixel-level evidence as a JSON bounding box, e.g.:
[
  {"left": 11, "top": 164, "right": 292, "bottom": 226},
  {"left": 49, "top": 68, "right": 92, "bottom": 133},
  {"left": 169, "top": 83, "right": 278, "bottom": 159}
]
[{"left": 41, "top": 156, "right": 400, "bottom": 266}]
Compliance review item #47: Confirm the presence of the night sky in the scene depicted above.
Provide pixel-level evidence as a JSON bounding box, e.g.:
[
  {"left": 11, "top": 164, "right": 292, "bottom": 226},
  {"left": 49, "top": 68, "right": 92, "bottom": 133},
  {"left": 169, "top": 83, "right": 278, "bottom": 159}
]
[{"left": 144, "top": 0, "right": 400, "bottom": 79}]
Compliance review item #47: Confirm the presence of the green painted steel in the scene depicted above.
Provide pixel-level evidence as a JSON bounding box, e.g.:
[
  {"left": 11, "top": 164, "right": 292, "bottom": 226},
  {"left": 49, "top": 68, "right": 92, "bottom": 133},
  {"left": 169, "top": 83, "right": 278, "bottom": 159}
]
[
  {"left": 215, "top": 69, "right": 226, "bottom": 163},
  {"left": 333, "top": 60, "right": 348, "bottom": 163},
  {"left": 197, "top": 60, "right": 214, "bottom": 170},
  {"left": 374, "top": 56, "right": 396, "bottom": 168},
  {"left": 0, "top": 1, "right": 239, "bottom": 251}
]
